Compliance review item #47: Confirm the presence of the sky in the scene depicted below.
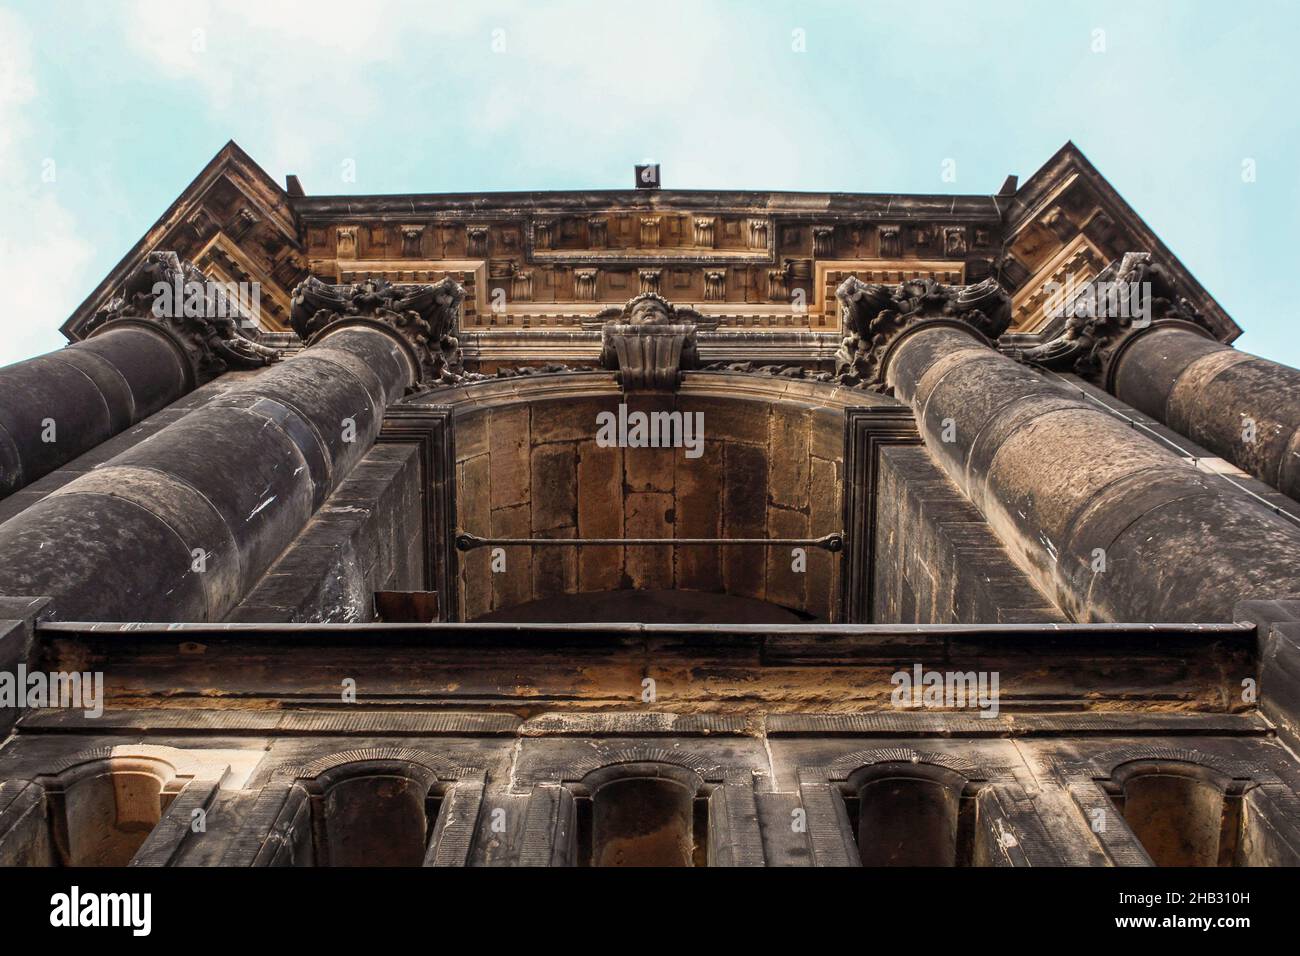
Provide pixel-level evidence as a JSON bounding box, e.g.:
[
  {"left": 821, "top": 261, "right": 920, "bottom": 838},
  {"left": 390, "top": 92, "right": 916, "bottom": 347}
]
[{"left": 1, "top": 0, "right": 1297, "bottom": 367}]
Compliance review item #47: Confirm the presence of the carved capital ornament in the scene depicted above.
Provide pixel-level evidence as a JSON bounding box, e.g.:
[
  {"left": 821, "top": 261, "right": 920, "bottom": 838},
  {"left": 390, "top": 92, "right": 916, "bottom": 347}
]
[
  {"left": 834, "top": 275, "right": 1012, "bottom": 391},
  {"left": 85, "top": 250, "right": 281, "bottom": 385},
  {"left": 1016, "top": 251, "right": 1215, "bottom": 387},
  {"left": 290, "top": 275, "right": 467, "bottom": 386}
]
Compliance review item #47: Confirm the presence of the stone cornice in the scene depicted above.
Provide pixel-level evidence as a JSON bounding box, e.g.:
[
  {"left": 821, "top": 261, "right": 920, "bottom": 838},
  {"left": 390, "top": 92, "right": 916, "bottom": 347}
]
[
  {"left": 290, "top": 275, "right": 467, "bottom": 386},
  {"left": 834, "top": 275, "right": 1012, "bottom": 391},
  {"left": 292, "top": 190, "right": 1005, "bottom": 222},
  {"left": 83, "top": 250, "right": 280, "bottom": 385}
]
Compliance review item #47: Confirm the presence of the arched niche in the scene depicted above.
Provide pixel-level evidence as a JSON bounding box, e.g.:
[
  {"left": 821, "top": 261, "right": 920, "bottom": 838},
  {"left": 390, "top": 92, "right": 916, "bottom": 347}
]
[
  {"left": 289, "top": 751, "right": 454, "bottom": 867},
  {"left": 442, "top": 371, "right": 874, "bottom": 623},
  {"left": 576, "top": 762, "right": 707, "bottom": 867},
  {"left": 1108, "top": 759, "right": 1244, "bottom": 867},
  {"left": 844, "top": 762, "right": 976, "bottom": 866},
  {"left": 39, "top": 754, "right": 191, "bottom": 867}
]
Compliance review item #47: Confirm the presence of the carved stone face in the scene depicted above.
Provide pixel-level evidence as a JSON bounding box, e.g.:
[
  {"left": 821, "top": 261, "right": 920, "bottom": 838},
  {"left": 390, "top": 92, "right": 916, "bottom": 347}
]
[{"left": 629, "top": 297, "right": 671, "bottom": 325}]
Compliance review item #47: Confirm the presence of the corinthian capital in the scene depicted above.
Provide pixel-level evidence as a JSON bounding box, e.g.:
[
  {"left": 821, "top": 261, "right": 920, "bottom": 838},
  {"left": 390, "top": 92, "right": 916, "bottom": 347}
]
[
  {"left": 290, "top": 275, "right": 467, "bottom": 385},
  {"left": 834, "top": 275, "right": 1011, "bottom": 390},
  {"left": 1017, "top": 252, "right": 1213, "bottom": 382},
  {"left": 85, "top": 250, "right": 281, "bottom": 384}
]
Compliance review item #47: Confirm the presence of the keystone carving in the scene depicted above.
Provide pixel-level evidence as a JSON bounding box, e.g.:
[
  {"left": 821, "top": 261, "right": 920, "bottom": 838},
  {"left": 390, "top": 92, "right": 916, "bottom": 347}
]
[
  {"left": 834, "top": 275, "right": 1011, "bottom": 391},
  {"left": 85, "top": 250, "right": 280, "bottom": 383},
  {"left": 597, "top": 292, "right": 702, "bottom": 391},
  {"left": 290, "top": 275, "right": 467, "bottom": 385},
  {"left": 1016, "top": 251, "right": 1212, "bottom": 381}
]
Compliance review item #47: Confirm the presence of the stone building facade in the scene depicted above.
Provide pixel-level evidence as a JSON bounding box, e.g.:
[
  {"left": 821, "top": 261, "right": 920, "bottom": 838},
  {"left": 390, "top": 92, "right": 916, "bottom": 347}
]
[{"left": 1, "top": 141, "right": 1299, "bottom": 867}]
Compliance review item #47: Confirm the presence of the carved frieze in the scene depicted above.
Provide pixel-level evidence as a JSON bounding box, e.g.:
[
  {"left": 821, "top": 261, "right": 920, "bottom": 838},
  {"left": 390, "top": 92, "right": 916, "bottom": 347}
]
[
  {"left": 747, "top": 218, "right": 769, "bottom": 249},
  {"left": 639, "top": 269, "right": 661, "bottom": 295},
  {"left": 466, "top": 224, "right": 489, "bottom": 258},
  {"left": 512, "top": 270, "right": 533, "bottom": 302},
  {"left": 944, "top": 227, "right": 968, "bottom": 257},
  {"left": 812, "top": 226, "right": 835, "bottom": 258},
  {"left": 85, "top": 250, "right": 280, "bottom": 383},
  {"left": 587, "top": 216, "right": 608, "bottom": 248},
  {"left": 336, "top": 226, "right": 358, "bottom": 259},
  {"left": 640, "top": 216, "right": 661, "bottom": 248},
  {"left": 694, "top": 217, "right": 716, "bottom": 248},
  {"left": 878, "top": 226, "right": 901, "bottom": 259},
  {"left": 574, "top": 268, "right": 598, "bottom": 302},
  {"left": 534, "top": 218, "right": 554, "bottom": 250},
  {"left": 834, "top": 275, "right": 1011, "bottom": 391},
  {"left": 704, "top": 270, "right": 726, "bottom": 301},
  {"left": 401, "top": 225, "right": 426, "bottom": 258},
  {"left": 290, "top": 274, "right": 467, "bottom": 385}
]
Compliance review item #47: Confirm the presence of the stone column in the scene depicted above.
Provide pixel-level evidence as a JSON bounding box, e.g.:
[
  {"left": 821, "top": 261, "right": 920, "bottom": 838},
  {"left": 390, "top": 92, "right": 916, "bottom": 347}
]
[
  {"left": 0, "top": 252, "right": 279, "bottom": 499},
  {"left": 836, "top": 275, "right": 1300, "bottom": 624},
  {"left": 1022, "top": 251, "right": 1300, "bottom": 502},
  {"left": 0, "top": 276, "right": 465, "bottom": 622}
]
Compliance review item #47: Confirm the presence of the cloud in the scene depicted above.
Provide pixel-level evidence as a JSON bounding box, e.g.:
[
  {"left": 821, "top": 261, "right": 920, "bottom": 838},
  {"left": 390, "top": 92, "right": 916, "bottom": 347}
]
[{"left": 0, "top": 7, "right": 97, "bottom": 367}]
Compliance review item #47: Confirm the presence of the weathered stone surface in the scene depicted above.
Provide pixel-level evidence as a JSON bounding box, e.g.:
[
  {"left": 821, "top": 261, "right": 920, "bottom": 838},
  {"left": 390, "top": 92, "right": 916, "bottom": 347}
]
[
  {"left": 889, "top": 324, "right": 1300, "bottom": 623},
  {"left": 1113, "top": 326, "right": 1300, "bottom": 503},
  {"left": 576, "top": 440, "right": 623, "bottom": 593},
  {"left": 488, "top": 405, "right": 531, "bottom": 510}
]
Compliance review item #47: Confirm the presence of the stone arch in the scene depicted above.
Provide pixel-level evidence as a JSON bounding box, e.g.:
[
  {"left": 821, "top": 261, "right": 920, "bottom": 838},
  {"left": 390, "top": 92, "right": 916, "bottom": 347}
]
[
  {"left": 31, "top": 745, "right": 201, "bottom": 867},
  {"left": 1085, "top": 748, "right": 1258, "bottom": 867},
  {"left": 274, "top": 747, "right": 475, "bottom": 867},
  {"left": 441, "top": 371, "right": 865, "bottom": 624},
  {"left": 814, "top": 748, "right": 989, "bottom": 867},
  {"left": 823, "top": 747, "right": 987, "bottom": 784}
]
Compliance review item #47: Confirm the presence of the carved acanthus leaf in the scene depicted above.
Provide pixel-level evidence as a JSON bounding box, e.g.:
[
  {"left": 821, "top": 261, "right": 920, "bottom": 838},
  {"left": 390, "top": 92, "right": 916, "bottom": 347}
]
[
  {"left": 290, "top": 275, "right": 466, "bottom": 385},
  {"left": 1016, "top": 252, "right": 1213, "bottom": 379},
  {"left": 834, "top": 275, "right": 1011, "bottom": 392},
  {"left": 85, "top": 250, "right": 280, "bottom": 382}
]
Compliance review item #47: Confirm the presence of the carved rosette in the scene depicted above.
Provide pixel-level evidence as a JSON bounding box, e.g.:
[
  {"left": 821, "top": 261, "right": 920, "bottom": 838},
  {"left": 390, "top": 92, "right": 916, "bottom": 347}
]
[
  {"left": 834, "top": 275, "right": 1011, "bottom": 392},
  {"left": 1017, "top": 251, "right": 1213, "bottom": 384},
  {"left": 597, "top": 292, "right": 701, "bottom": 391},
  {"left": 290, "top": 274, "right": 467, "bottom": 386},
  {"left": 84, "top": 250, "right": 280, "bottom": 384}
]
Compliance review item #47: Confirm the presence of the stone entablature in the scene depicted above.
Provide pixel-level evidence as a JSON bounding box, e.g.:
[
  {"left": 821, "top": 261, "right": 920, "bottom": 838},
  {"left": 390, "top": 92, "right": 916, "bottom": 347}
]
[
  {"left": 295, "top": 191, "right": 1002, "bottom": 334},
  {"left": 57, "top": 141, "right": 1241, "bottom": 365}
]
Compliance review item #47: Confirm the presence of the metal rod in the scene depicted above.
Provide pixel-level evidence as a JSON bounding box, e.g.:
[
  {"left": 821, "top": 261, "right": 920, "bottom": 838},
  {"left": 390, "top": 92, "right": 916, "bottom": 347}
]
[{"left": 455, "top": 531, "right": 844, "bottom": 552}]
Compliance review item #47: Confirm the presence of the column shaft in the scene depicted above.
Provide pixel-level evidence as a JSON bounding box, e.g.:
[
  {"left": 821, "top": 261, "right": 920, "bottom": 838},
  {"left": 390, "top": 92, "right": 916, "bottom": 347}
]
[
  {"left": 0, "top": 326, "right": 192, "bottom": 498},
  {"left": 1112, "top": 325, "right": 1300, "bottom": 501},
  {"left": 0, "top": 324, "right": 412, "bottom": 622},
  {"left": 888, "top": 324, "right": 1300, "bottom": 623}
]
